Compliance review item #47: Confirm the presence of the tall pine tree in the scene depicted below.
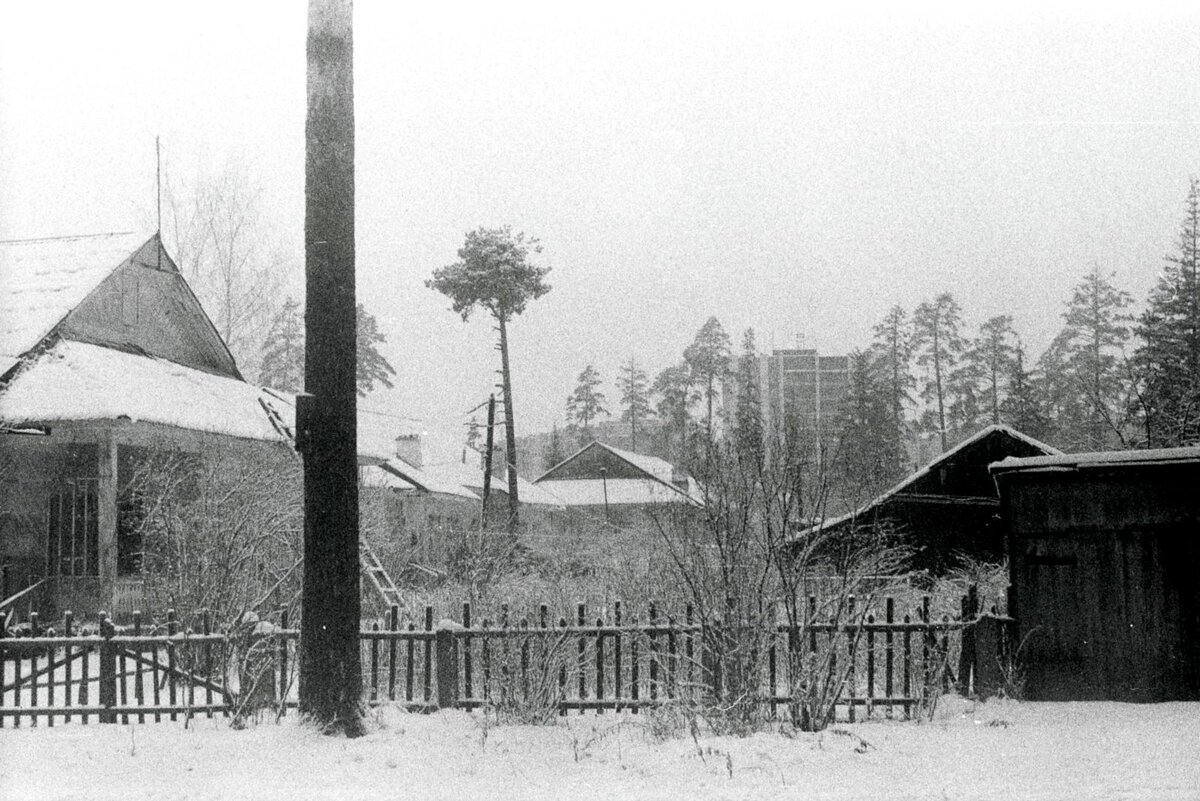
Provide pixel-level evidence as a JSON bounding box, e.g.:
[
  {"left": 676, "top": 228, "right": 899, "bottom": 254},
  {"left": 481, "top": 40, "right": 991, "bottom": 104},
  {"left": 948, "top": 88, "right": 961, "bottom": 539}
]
[
  {"left": 1057, "top": 268, "right": 1134, "bottom": 450},
  {"left": 871, "top": 305, "right": 914, "bottom": 436},
  {"left": 683, "top": 316, "right": 733, "bottom": 442},
  {"left": 566, "top": 364, "right": 609, "bottom": 442},
  {"left": 835, "top": 349, "right": 907, "bottom": 503},
  {"left": 965, "top": 315, "right": 1019, "bottom": 426},
  {"left": 912, "top": 293, "right": 966, "bottom": 451},
  {"left": 616, "top": 358, "right": 653, "bottom": 451},
  {"left": 731, "top": 328, "right": 764, "bottom": 464},
  {"left": 1136, "top": 178, "right": 1200, "bottom": 446}
]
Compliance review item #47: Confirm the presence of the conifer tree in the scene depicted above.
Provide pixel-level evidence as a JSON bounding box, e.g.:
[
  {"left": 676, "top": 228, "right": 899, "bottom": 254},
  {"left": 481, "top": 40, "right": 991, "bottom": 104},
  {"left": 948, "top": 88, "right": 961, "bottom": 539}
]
[
  {"left": 1000, "top": 339, "right": 1050, "bottom": 440},
  {"left": 616, "top": 358, "right": 653, "bottom": 451},
  {"left": 871, "top": 305, "right": 914, "bottom": 436},
  {"left": 566, "top": 364, "right": 609, "bottom": 441},
  {"left": 835, "top": 349, "right": 907, "bottom": 501},
  {"left": 1135, "top": 178, "right": 1200, "bottom": 446},
  {"left": 966, "top": 315, "right": 1019, "bottom": 426},
  {"left": 259, "top": 296, "right": 305, "bottom": 393},
  {"left": 732, "top": 328, "right": 764, "bottom": 464},
  {"left": 683, "top": 316, "right": 733, "bottom": 442},
  {"left": 1057, "top": 268, "right": 1134, "bottom": 449},
  {"left": 912, "top": 293, "right": 966, "bottom": 451},
  {"left": 354, "top": 303, "right": 396, "bottom": 397},
  {"left": 652, "top": 363, "right": 698, "bottom": 465}
]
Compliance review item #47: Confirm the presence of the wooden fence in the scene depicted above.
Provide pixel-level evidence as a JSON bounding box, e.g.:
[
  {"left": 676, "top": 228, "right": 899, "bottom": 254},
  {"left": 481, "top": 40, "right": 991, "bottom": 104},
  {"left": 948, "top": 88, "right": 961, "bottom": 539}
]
[{"left": 1, "top": 593, "right": 1001, "bottom": 726}]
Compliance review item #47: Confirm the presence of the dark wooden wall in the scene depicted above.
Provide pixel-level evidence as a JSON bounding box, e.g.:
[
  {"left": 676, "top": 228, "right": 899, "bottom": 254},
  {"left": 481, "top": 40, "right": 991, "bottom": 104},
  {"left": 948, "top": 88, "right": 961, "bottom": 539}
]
[{"left": 1002, "top": 465, "right": 1200, "bottom": 701}]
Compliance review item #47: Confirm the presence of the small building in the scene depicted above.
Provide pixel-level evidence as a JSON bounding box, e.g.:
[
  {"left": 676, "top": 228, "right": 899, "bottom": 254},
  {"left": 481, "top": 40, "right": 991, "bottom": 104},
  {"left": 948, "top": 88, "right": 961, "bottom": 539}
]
[
  {"left": 991, "top": 447, "right": 1200, "bottom": 701},
  {"left": 534, "top": 441, "right": 702, "bottom": 527},
  {"left": 796, "top": 425, "right": 1061, "bottom": 573},
  {"left": 0, "top": 233, "right": 293, "bottom": 618}
]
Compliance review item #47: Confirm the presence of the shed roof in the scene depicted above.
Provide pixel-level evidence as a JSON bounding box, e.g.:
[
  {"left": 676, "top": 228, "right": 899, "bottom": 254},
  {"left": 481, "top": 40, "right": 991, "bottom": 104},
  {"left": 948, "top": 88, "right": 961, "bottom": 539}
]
[
  {"left": 535, "top": 440, "right": 700, "bottom": 504},
  {"left": 0, "top": 232, "right": 151, "bottom": 376},
  {"left": 369, "top": 458, "right": 482, "bottom": 500},
  {"left": 990, "top": 445, "right": 1200, "bottom": 474},
  {"left": 0, "top": 340, "right": 291, "bottom": 442},
  {"left": 799, "top": 424, "right": 1061, "bottom": 536},
  {"left": 537, "top": 477, "right": 701, "bottom": 507}
]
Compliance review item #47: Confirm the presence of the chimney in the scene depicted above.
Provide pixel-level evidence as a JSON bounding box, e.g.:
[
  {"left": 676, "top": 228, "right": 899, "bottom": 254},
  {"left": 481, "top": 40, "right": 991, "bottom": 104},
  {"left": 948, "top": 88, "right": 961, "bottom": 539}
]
[{"left": 394, "top": 433, "right": 422, "bottom": 468}]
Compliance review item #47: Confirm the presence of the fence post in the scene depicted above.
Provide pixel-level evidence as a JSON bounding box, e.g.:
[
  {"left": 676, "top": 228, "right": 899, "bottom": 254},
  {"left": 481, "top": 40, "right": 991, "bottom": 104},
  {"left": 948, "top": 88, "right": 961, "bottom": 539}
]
[
  {"left": 99, "top": 613, "right": 117, "bottom": 724},
  {"left": 957, "top": 585, "right": 980, "bottom": 694},
  {"left": 969, "top": 614, "right": 1011, "bottom": 699},
  {"left": 435, "top": 619, "right": 462, "bottom": 710}
]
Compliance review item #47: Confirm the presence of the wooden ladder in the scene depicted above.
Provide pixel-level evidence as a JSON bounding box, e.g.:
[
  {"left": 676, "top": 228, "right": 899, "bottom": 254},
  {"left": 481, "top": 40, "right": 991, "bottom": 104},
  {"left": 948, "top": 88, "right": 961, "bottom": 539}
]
[{"left": 359, "top": 539, "right": 403, "bottom": 611}]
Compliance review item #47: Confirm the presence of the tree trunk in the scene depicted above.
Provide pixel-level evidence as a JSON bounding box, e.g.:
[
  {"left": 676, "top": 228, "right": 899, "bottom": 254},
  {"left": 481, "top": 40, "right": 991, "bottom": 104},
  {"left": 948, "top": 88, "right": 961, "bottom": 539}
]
[
  {"left": 299, "top": 0, "right": 363, "bottom": 736},
  {"left": 497, "top": 314, "right": 520, "bottom": 532}
]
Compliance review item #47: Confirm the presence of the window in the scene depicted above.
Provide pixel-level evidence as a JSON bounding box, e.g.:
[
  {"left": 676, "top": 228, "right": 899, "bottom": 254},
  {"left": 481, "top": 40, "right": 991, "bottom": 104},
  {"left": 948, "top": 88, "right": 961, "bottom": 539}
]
[{"left": 46, "top": 479, "right": 100, "bottom": 577}]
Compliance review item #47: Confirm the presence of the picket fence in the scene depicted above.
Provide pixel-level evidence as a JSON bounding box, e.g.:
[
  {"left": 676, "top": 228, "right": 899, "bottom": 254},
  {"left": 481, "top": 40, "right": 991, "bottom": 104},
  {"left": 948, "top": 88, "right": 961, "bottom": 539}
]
[{"left": 0, "top": 593, "right": 992, "bottom": 727}]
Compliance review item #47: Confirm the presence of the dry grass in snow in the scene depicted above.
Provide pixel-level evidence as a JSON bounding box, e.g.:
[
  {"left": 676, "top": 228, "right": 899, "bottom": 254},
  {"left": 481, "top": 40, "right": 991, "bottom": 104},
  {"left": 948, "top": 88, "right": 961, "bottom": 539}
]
[{"left": 2, "top": 697, "right": 1199, "bottom": 800}]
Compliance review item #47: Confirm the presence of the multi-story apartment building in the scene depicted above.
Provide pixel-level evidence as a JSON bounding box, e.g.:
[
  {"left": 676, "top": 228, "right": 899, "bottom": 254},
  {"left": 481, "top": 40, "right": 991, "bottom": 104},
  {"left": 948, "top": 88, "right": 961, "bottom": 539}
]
[{"left": 723, "top": 348, "right": 850, "bottom": 452}]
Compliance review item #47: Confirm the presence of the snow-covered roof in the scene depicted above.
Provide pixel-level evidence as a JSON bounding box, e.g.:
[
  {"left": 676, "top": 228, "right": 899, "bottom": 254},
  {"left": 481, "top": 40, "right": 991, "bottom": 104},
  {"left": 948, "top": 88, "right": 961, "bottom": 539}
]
[
  {"left": 0, "top": 340, "right": 291, "bottom": 442},
  {"left": 421, "top": 458, "right": 565, "bottom": 507},
  {"left": 375, "top": 458, "right": 481, "bottom": 501},
  {"left": 537, "top": 477, "right": 702, "bottom": 507},
  {"left": 990, "top": 445, "right": 1200, "bottom": 473},
  {"left": 0, "top": 232, "right": 151, "bottom": 376},
  {"left": 798, "top": 424, "right": 1061, "bottom": 537}
]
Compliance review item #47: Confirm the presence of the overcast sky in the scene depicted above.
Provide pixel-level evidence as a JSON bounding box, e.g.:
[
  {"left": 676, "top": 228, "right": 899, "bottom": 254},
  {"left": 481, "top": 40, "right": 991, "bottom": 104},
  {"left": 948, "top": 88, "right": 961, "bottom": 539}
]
[{"left": 2, "top": 2, "right": 1198, "bottom": 460}]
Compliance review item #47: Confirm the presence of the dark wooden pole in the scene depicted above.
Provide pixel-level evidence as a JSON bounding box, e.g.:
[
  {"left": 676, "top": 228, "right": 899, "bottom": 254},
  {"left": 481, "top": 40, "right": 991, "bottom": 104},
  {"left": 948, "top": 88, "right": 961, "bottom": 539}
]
[
  {"left": 481, "top": 393, "right": 495, "bottom": 529},
  {"left": 298, "top": 0, "right": 363, "bottom": 735},
  {"left": 497, "top": 314, "right": 520, "bottom": 531}
]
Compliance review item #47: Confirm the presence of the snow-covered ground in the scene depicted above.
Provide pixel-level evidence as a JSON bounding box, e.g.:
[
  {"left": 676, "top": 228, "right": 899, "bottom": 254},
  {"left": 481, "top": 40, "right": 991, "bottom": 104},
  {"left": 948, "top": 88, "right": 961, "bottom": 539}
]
[{"left": 2, "top": 697, "right": 1198, "bottom": 800}]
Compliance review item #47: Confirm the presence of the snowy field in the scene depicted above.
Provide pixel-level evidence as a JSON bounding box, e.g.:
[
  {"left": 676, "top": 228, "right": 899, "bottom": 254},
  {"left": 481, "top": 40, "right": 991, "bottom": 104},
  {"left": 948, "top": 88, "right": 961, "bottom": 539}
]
[{"left": 2, "top": 697, "right": 1198, "bottom": 800}]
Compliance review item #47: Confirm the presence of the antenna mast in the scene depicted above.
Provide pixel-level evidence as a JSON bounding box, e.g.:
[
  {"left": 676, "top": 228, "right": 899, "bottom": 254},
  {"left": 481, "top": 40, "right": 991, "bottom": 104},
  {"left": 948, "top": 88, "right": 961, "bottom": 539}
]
[{"left": 155, "top": 135, "right": 162, "bottom": 270}]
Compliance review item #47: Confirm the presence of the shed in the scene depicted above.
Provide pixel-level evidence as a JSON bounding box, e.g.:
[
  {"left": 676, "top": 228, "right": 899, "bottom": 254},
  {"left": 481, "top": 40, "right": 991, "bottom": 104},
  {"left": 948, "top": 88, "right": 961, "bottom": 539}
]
[
  {"left": 795, "top": 425, "right": 1060, "bottom": 573},
  {"left": 991, "top": 447, "right": 1200, "bottom": 701}
]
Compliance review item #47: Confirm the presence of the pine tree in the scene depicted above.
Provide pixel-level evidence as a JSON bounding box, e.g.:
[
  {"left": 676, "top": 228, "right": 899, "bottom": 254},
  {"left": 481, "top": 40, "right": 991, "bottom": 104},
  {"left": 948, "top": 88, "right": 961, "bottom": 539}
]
[
  {"left": 259, "top": 296, "right": 305, "bottom": 392},
  {"left": 1135, "top": 178, "right": 1200, "bottom": 446},
  {"left": 835, "top": 349, "right": 907, "bottom": 501},
  {"left": 732, "top": 328, "right": 764, "bottom": 464},
  {"left": 616, "top": 358, "right": 653, "bottom": 451},
  {"left": 683, "top": 316, "right": 733, "bottom": 442},
  {"left": 566, "top": 364, "right": 609, "bottom": 441},
  {"left": 257, "top": 298, "right": 396, "bottom": 399},
  {"left": 1000, "top": 339, "right": 1050, "bottom": 440},
  {"left": 355, "top": 303, "right": 396, "bottom": 397},
  {"left": 652, "top": 363, "right": 697, "bottom": 465},
  {"left": 1057, "top": 268, "right": 1134, "bottom": 449},
  {"left": 871, "top": 305, "right": 914, "bottom": 436},
  {"left": 966, "top": 315, "right": 1019, "bottom": 426},
  {"left": 912, "top": 293, "right": 966, "bottom": 451}
]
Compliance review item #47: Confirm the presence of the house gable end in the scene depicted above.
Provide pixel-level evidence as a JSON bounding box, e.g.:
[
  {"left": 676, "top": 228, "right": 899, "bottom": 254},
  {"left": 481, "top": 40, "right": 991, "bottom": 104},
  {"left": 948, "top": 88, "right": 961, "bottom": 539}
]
[
  {"left": 55, "top": 237, "right": 241, "bottom": 379},
  {"left": 536, "top": 442, "right": 650, "bottom": 481},
  {"left": 903, "top": 429, "right": 1055, "bottom": 499}
]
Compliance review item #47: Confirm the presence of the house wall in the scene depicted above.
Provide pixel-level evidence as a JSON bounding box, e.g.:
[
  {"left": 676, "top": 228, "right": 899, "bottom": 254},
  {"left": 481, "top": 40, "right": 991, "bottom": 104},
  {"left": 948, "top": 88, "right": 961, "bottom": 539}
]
[
  {"left": 1001, "top": 465, "right": 1200, "bottom": 701},
  {"left": 2, "top": 420, "right": 292, "bottom": 621}
]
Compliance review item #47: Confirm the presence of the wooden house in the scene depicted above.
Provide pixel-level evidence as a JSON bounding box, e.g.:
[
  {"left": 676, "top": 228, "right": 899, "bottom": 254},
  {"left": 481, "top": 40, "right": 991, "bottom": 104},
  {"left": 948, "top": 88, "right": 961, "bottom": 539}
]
[
  {"left": 534, "top": 441, "right": 702, "bottom": 527},
  {"left": 796, "top": 425, "right": 1061, "bottom": 574},
  {"left": 0, "top": 233, "right": 293, "bottom": 619},
  {"left": 991, "top": 447, "right": 1200, "bottom": 701}
]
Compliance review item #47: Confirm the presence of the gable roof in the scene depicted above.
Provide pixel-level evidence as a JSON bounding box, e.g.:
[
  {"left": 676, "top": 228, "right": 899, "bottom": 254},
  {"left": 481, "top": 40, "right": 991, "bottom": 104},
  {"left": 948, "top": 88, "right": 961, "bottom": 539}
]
[
  {"left": 0, "top": 340, "right": 291, "bottom": 442},
  {"left": 799, "top": 424, "right": 1061, "bottom": 536},
  {"left": 535, "top": 440, "right": 701, "bottom": 505},
  {"left": 0, "top": 232, "right": 151, "bottom": 377}
]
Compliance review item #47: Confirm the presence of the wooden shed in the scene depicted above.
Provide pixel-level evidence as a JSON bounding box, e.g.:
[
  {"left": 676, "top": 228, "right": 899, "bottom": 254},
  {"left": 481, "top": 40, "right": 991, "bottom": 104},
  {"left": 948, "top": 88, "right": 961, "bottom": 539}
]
[
  {"left": 991, "top": 447, "right": 1200, "bottom": 701},
  {"left": 795, "top": 425, "right": 1060, "bottom": 574}
]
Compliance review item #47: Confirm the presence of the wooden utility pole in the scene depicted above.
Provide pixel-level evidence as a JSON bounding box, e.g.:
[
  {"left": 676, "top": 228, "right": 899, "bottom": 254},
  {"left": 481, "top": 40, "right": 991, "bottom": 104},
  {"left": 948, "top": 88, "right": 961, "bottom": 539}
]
[
  {"left": 481, "top": 393, "right": 495, "bottom": 529},
  {"left": 297, "top": 0, "right": 363, "bottom": 735},
  {"left": 497, "top": 315, "right": 521, "bottom": 531}
]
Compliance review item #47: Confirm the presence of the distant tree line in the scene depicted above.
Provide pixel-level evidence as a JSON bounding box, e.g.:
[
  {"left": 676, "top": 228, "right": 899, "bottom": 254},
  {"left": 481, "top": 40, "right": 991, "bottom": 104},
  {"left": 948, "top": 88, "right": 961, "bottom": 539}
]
[{"left": 547, "top": 179, "right": 1200, "bottom": 496}]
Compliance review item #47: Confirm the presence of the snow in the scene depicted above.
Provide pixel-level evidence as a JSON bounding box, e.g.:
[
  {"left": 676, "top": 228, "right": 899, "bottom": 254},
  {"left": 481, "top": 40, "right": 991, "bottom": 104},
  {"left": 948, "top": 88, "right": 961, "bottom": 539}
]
[
  {"left": 0, "top": 232, "right": 150, "bottom": 377},
  {"left": 1, "top": 698, "right": 1198, "bottom": 800},
  {"left": 0, "top": 340, "right": 290, "bottom": 442},
  {"left": 992, "top": 445, "right": 1200, "bottom": 472}
]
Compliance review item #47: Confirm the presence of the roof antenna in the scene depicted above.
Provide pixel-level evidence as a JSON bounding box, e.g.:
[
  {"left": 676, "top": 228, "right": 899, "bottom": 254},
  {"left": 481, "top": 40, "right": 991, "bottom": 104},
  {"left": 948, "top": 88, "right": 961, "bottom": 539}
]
[{"left": 155, "top": 135, "right": 162, "bottom": 270}]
